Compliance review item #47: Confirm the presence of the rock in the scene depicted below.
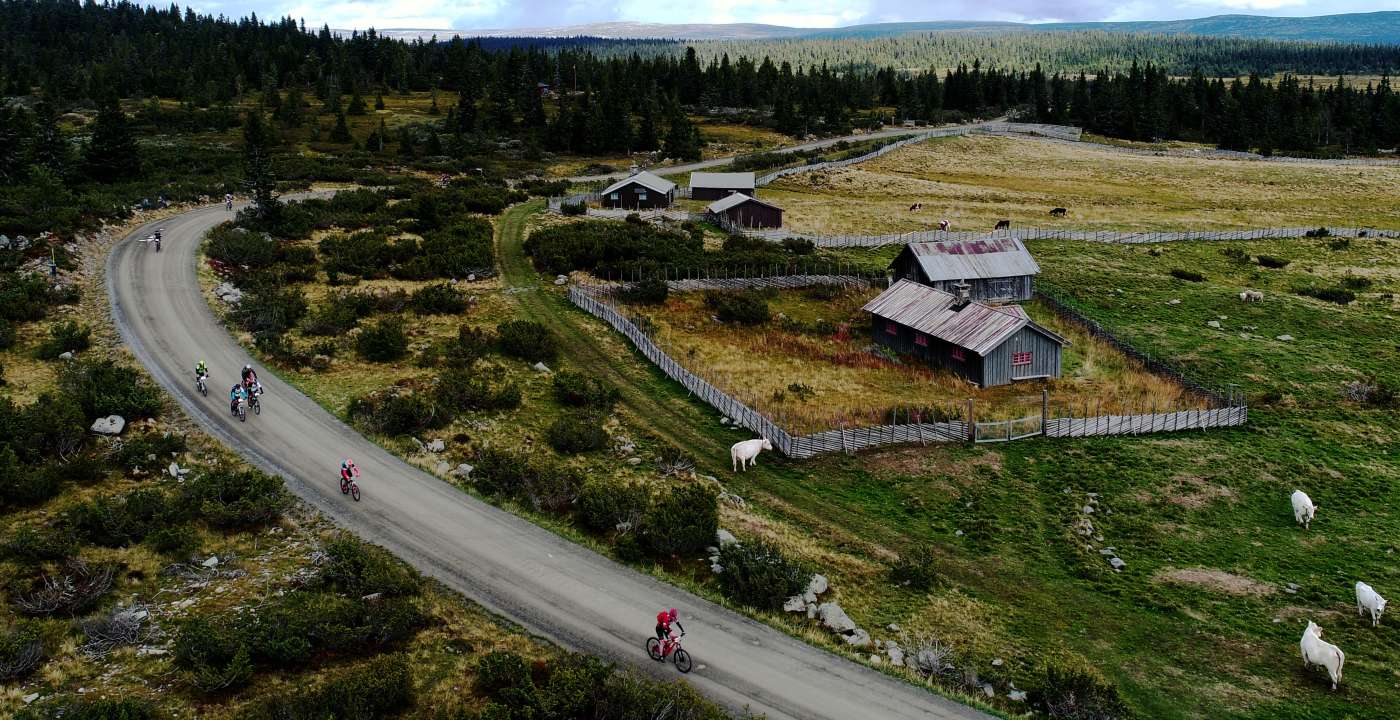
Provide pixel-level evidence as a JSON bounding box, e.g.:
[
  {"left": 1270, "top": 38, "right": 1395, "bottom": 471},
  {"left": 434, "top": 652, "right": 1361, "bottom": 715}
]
[
  {"left": 718, "top": 490, "right": 746, "bottom": 507},
  {"left": 805, "top": 574, "right": 829, "bottom": 597},
  {"left": 467, "top": 273, "right": 477, "bottom": 282},
  {"left": 715, "top": 529, "right": 739, "bottom": 547},
  {"left": 451, "top": 463, "right": 474, "bottom": 478},
  {"left": 1167, "top": 298, "right": 1181, "bottom": 305},
  {"left": 869, "top": 654, "right": 882, "bottom": 664},
  {"left": 954, "top": 529, "right": 964, "bottom": 537},
  {"left": 1206, "top": 320, "right": 1221, "bottom": 328},
  {"left": 887, "top": 645, "right": 905, "bottom": 667},
  {"left": 817, "top": 602, "right": 857, "bottom": 634},
  {"left": 90, "top": 415, "right": 126, "bottom": 435},
  {"left": 1276, "top": 334, "right": 1294, "bottom": 341},
  {"left": 982, "top": 683, "right": 996, "bottom": 698},
  {"left": 783, "top": 596, "right": 808, "bottom": 613},
  {"left": 1008, "top": 689, "right": 1028, "bottom": 702},
  {"left": 436, "top": 462, "right": 451, "bottom": 474},
  {"left": 626, "top": 457, "right": 642, "bottom": 465},
  {"left": 23, "top": 693, "right": 40, "bottom": 704},
  {"left": 886, "top": 623, "right": 901, "bottom": 632},
  {"left": 59, "top": 351, "right": 74, "bottom": 360},
  {"left": 844, "top": 628, "right": 872, "bottom": 648},
  {"left": 202, "top": 555, "right": 220, "bottom": 568},
  {"left": 532, "top": 362, "right": 552, "bottom": 373},
  {"left": 427, "top": 439, "right": 445, "bottom": 453},
  {"left": 807, "top": 604, "right": 818, "bottom": 620},
  {"left": 168, "top": 462, "right": 181, "bottom": 477},
  {"left": 554, "top": 277, "right": 568, "bottom": 285},
  {"left": 1108, "top": 557, "right": 1127, "bottom": 571},
  {"left": 992, "top": 658, "right": 1004, "bottom": 667}
]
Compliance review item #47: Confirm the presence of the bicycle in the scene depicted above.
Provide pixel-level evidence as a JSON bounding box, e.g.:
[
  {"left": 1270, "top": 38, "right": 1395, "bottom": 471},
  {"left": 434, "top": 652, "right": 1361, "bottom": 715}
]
[
  {"left": 233, "top": 395, "right": 247, "bottom": 422},
  {"left": 246, "top": 384, "right": 262, "bottom": 415},
  {"left": 339, "top": 470, "right": 361, "bottom": 501},
  {"left": 646, "top": 631, "right": 692, "bottom": 673},
  {"left": 196, "top": 372, "right": 209, "bottom": 397}
]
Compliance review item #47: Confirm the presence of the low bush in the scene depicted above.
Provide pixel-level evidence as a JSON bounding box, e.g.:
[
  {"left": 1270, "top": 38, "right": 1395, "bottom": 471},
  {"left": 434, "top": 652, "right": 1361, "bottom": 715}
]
[
  {"left": 474, "top": 448, "right": 583, "bottom": 513},
  {"left": 180, "top": 468, "right": 288, "bottom": 529},
  {"left": 889, "top": 544, "right": 941, "bottom": 590},
  {"left": 1327, "top": 236, "right": 1351, "bottom": 251},
  {"left": 348, "top": 389, "right": 452, "bottom": 436},
  {"left": 235, "top": 654, "right": 414, "bottom": 720},
  {"left": 620, "top": 277, "right": 669, "bottom": 304},
  {"left": 356, "top": 317, "right": 408, "bottom": 362},
  {"left": 0, "top": 318, "right": 14, "bottom": 350},
  {"left": 409, "top": 282, "right": 468, "bottom": 315},
  {"left": 1217, "top": 246, "right": 1249, "bottom": 263},
  {"left": 802, "top": 283, "right": 844, "bottom": 301},
  {"left": 1168, "top": 269, "right": 1204, "bottom": 282},
  {"left": 704, "top": 290, "right": 770, "bottom": 324},
  {"left": 112, "top": 431, "right": 187, "bottom": 471},
  {"left": 577, "top": 477, "right": 650, "bottom": 533},
  {"left": 321, "top": 534, "right": 423, "bottom": 598},
  {"left": 438, "top": 367, "right": 521, "bottom": 412},
  {"left": 4, "top": 525, "right": 79, "bottom": 564},
  {"left": 1257, "top": 255, "right": 1290, "bottom": 269},
  {"left": 1, "top": 392, "right": 88, "bottom": 465},
  {"left": 560, "top": 200, "right": 586, "bottom": 215},
  {"left": 58, "top": 359, "right": 163, "bottom": 421},
  {"left": 247, "top": 592, "right": 425, "bottom": 665},
  {"left": 476, "top": 650, "right": 534, "bottom": 697},
  {"left": 416, "top": 218, "right": 495, "bottom": 278},
  {"left": 1030, "top": 661, "right": 1134, "bottom": 720},
  {"left": 1339, "top": 275, "right": 1373, "bottom": 291},
  {"left": 0, "top": 447, "right": 60, "bottom": 508},
  {"left": 0, "top": 620, "right": 45, "bottom": 681},
  {"left": 34, "top": 320, "right": 91, "bottom": 359},
  {"left": 1304, "top": 226, "right": 1331, "bottom": 237},
  {"left": 232, "top": 286, "right": 307, "bottom": 335},
  {"left": 646, "top": 482, "right": 718, "bottom": 558},
  {"left": 16, "top": 698, "right": 158, "bottom": 720},
  {"left": 147, "top": 524, "right": 200, "bottom": 558},
  {"left": 173, "top": 616, "right": 254, "bottom": 692},
  {"left": 546, "top": 412, "right": 609, "bottom": 454},
  {"left": 1294, "top": 285, "right": 1356, "bottom": 305},
  {"left": 301, "top": 301, "right": 361, "bottom": 336},
  {"left": 497, "top": 320, "right": 557, "bottom": 363},
  {"left": 717, "top": 540, "right": 809, "bottom": 610},
  {"left": 781, "top": 237, "right": 815, "bottom": 255},
  {"left": 66, "top": 488, "right": 175, "bottom": 547},
  {"left": 206, "top": 223, "right": 278, "bottom": 269},
  {"left": 552, "top": 371, "right": 619, "bottom": 410}
]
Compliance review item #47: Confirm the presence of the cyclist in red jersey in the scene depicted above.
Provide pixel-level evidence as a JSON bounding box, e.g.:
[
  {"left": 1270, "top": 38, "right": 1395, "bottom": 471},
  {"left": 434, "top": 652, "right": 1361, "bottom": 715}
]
[{"left": 655, "top": 607, "right": 684, "bottom": 649}]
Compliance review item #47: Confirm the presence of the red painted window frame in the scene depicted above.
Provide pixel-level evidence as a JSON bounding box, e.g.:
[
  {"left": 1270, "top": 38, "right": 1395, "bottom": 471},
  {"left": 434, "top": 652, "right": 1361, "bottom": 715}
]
[
  {"left": 914, "top": 334, "right": 929, "bottom": 347},
  {"left": 1012, "top": 351, "right": 1033, "bottom": 365},
  {"left": 951, "top": 347, "right": 965, "bottom": 361},
  {"left": 885, "top": 321, "right": 899, "bottom": 336}
]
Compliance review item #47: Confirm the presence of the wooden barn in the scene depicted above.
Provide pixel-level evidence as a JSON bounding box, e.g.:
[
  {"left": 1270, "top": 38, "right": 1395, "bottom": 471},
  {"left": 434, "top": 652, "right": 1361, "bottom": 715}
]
[
  {"left": 705, "top": 193, "right": 784, "bottom": 229},
  {"left": 889, "top": 238, "right": 1040, "bottom": 302},
  {"left": 599, "top": 171, "right": 676, "bottom": 210},
  {"left": 688, "top": 172, "right": 755, "bottom": 201},
  {"left": 862, "top": 280, "right": 1067, "bottom": 387}
]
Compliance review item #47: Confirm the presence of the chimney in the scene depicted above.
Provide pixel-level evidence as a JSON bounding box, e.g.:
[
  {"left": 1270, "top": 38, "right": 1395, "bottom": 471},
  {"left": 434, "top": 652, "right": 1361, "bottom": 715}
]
[{"left": 952, "top": 280, "right": 972, "bottom": 309}]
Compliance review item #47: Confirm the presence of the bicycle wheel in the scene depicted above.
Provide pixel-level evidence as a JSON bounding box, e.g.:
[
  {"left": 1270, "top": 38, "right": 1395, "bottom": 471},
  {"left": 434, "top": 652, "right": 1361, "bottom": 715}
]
[
  {"left": 672, "top": 648, "right": 693, "bottom": 673},
  {"left": 340, "top": 477, "right": 349, "bottom": 495},
  {"left": 646, "top": 637, "right": 664, "bottom": 661},
  {"left": 350, "top": 483, "right": 360, "bottom": 502},
  {"left": 253, "top": 400, "right": 260, "bottom": 415}
]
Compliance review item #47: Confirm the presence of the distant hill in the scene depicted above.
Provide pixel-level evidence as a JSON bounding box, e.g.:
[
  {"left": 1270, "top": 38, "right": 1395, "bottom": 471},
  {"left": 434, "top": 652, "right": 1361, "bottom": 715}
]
[{"left": 373, "top": 12, "right": 1400, "bottom": 45}]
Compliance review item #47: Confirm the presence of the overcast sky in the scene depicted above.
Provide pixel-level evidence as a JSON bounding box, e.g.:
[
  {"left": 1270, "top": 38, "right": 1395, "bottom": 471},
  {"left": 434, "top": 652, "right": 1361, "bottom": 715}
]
[{"left": 199, "top": 0, "right": 1400, "bottom": 32}]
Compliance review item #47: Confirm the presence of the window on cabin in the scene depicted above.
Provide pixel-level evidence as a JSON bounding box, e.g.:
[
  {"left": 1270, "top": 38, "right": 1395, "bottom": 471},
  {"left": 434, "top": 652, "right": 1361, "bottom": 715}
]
[
  {"left": 951, "top": 347, "right": 965, "bottom": 361},
  {"left": 1012, "top": 351, "right": 1033, "bottom": 365},
  {"left": 610, "top": 192, "right": 619, "bottom": 200},
  {"left": 638, "top": 192, "right": 648, "bottom": 201},
  {"left": 914, "top": 334, "right": 928, "bottom": 347},
  {"left": 885, "top": 322, "right": 899, "bottom": 336}
]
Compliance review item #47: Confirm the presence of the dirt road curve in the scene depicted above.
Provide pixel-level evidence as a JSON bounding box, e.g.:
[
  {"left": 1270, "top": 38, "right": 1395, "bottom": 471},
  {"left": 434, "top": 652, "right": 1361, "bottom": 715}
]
[{"left": 105, "top": 200, "right": 992, "bottom": 720}]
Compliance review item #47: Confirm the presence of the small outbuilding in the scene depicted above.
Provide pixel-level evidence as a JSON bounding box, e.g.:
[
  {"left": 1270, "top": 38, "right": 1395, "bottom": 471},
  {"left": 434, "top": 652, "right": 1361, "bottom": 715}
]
[
  {"left": 862, "top": 280, "right": 1067, "bottom": 387},
  {"left": 706, "top": 193, "right": 784, "bottom": 229},
  {"left": 599, "top": 171, "right": 676, "bottom": 210},
  {"left": 889, "top": 237, "right": 1040, "bottom": 302},
  {"left": 688, "top": 171, "right": 755, "bottom": 201}
]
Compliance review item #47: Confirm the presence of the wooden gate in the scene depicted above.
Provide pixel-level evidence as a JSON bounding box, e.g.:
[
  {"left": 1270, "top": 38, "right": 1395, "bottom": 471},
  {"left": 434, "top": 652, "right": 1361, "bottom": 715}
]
[{"left": 973, "top": 414, "right": 1043, "bottom": 443}]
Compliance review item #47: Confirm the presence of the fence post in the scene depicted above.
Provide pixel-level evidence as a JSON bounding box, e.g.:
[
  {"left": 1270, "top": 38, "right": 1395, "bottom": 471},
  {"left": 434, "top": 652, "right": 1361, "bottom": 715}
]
[
  {"left": 966, "top": 399, "right": 975, "bottom": 442},
  {"left": 1042, "top": 389, "right": 1049, "bottom": 436}
]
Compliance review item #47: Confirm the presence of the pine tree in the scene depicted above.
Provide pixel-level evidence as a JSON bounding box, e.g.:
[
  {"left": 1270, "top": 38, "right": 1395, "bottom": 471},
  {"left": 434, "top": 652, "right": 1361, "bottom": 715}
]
[
  {"left": 329, "top": 111, "right": 352, "bottom": 143},
  {"left": 397, "top": 126, "right": 416, "bottom": 159},
  {"left": 240, "top": 111, "right": 280, "bottom": 226},
  {"left": 0, "top": 101, "right": 32, "bottom": 183},
  {"left": 429, "top": 87, "right": 439, "bottom": 115},
  {"left": 374, "top": 91, "right": 385, "bottom": 111},
  {"left": 278, "top": 85, "right": 305, "bottom": 128},
  {"left": 662, "top": 108, "right": 701, "bottom": 161},
  {"left": 84, "top": 98, "right": 140, "bottom": 181},
  {"left": 31, "top": 101, "right": 69, "bottom": 175},
  {"left": 366, "top": 118, "right": 388, "bottom": 152},
  {"left": 348, "top": 89, "right": 367, "bottom": 115}
]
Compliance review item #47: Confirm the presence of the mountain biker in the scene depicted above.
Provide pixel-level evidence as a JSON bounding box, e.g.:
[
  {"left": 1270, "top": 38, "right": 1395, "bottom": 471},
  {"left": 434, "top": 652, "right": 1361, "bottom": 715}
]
[
  {"left": 340, "top": 459, "right": 359, "bottom": 484},
  {"left": 225, "top": 193, "right": 234, "bottom": 210},
  {"left": 655, "top": 608, "right": 684, "bottom": 649},
  {"left": 241, "top": 364, "right": 258, "bottom": 389},
  {"left": 229, "top": 383, "right": 246, "bottom": 414},
  {"left": 195, "top": 360, "right": 209, "bottom": 384}
]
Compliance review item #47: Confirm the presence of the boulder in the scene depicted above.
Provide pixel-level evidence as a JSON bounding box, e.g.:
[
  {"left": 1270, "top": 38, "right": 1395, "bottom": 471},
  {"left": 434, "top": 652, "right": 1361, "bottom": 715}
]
[
  {"left": 817, "top": 602, "right": 857, "bottom": 634},
  {"left": 59, "top": 351, "right": 74, "bottom": 361},
  {"left": 168, "top": 462, "right": 181, "bottom": 477},
  {"left": 844, "top": 628, "right": 872, "bottom": 648},
  {"left": 202, "top": 555, "right": 220, "bottom": 568},
  {"left": 91, "top": 415, "right": 126, "bottom": 435},
  {"left": 532, "top": 362, "right": 552, "bottom": 373},
  {"left": 426, "top": 439, "right": 446, "bottom": 453},
  {"left": 436, "top": 462, "right": 451, "bottom": 474},
  {"left": 1008, "top": 689, "right": 1028, "bottom": 702},
  {"left": 1206, "top": 320, "right": 1221, "bottom": 329},
  {"left": 886, "top": 623, "right": 901, "bottom": 632},
  {"left": 1276, "top": 334, "right": 1294, "bottom": 342},
  {"left": 554, "top": 277, "right": 568, "bottom": 286},
  {"left": 783, "top": 596, "right": 808, "bottom": 613},
  {"left": 1108, "top": 557, "right": 1127, "bottom": 571},
  {"left": 805, "top": 574, "right": 829, "bottom": 597},
  {"left": 715, "top": 529, "right": 739, "bottom": 547},
  {"left": 710, "top": 562, "right": 723, "bottom": 574},
  {"left": 451, "top": 463, "right": 474, "bottom": 478}
]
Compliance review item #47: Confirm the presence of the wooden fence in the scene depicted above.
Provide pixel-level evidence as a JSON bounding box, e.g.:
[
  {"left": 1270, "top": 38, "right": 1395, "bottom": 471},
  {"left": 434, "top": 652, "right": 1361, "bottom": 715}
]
[{"left": 741, "top": 225, "right": 1400, "bottom": 248}]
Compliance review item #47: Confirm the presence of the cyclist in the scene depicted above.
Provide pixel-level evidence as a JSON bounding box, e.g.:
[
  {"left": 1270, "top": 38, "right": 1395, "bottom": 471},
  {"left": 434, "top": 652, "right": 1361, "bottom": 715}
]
[
  {"left": 340, "top": 458, "right": 359, "bottom": 484},
  {"left": 240, "top": 364, "right": 258, "bottom": 389},
  {"left": 225, "top": 193, "right": 234, "bottom": 211},
  {"left": 229, "top": 383, "right": 246, "bottom": 415},
  {"left": 655, "top": 608, "right": 685, "bottom": 651},
  {"left": 195, "top": 359, "right": 209, "bottom": 387}
]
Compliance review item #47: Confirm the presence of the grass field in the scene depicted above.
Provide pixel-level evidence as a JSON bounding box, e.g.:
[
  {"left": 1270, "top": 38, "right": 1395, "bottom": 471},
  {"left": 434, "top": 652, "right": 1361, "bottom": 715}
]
[
  {"left": 622, "top": 286, "right": 1209, "bottom": 432},
  {"left": 764, "top": 134, "right": 1400, "bottom": 235}
]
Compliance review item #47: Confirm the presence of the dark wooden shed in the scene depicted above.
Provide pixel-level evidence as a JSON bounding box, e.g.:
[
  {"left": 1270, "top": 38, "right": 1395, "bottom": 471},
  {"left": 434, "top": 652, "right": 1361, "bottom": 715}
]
[
  {"left": 688, "top": 171, "right": 756, "bottom": 201},
  {"left": 889, "top": 238, "right": 1040, "bottom": 302},
  {"left": 706, "top": 193, "right": 783, "bottom": 229},
  {"left": 599, "top": 171, "right": 676, "bottom": 210},
  {"left": 862, "top": 280, "right": 1067, "bottom": 387}
]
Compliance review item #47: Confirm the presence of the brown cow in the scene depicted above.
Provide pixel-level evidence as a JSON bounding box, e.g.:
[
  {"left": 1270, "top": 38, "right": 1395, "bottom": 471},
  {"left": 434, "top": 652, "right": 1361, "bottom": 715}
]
[
  {"left": 1050, "top": 207, "right": 1067, "bottom": 217},
  {"left": 994, "top": 219, "right": 1011, "bottom": 231}
]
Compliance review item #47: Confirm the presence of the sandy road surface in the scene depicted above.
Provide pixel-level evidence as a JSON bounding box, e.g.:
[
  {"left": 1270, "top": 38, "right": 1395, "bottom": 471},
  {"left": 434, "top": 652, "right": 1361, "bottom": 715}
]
[{"left": 105, "top": 199, "right": 993, "bottom": 720}]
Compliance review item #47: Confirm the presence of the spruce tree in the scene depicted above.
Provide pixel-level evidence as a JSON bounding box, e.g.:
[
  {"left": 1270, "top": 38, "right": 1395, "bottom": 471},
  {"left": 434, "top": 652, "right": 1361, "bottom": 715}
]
[
  {"left": 348, "top": 89, "right": 367, "bottom": 115},
  {"left": 397, "top": 126, "right": 416, "bottom": 159},
  {"left": 240, "top": 111, "right": 280, "bottom": 227},
  {"left": 278, "top": 85, "right": 305, "bottom": 128},
  {"left": 84, "top": 98, "right": 140, "bottom": 181},
  {"left": 0, "top": 101, "right": 31, "bottom": 183},
  {"left": 31, "top": 101, "right": 69, "bottom": 175},
  {"left": 662, "top": 109, "right": 701, "bottom": 161},
  {"left": 329, "top": 110, "right": 352, "bottom": 143},
  {"left": 374, "top": 91, "right": 385, "bottom": 111}
]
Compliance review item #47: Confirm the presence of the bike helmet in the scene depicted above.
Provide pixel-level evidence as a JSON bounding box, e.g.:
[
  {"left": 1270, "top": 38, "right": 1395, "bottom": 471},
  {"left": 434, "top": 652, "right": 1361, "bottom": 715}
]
[
  {"left": 668, "top": 608, "right": 678, "bottom": 621},
  {"left": 244, "top": 364, "right": 252, "bottom": 371}
]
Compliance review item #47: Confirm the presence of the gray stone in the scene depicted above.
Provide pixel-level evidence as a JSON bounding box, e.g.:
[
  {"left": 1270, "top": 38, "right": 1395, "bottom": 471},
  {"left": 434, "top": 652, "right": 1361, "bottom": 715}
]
[
  {"left": 887, "top": 645, "right": 905, "bottom": 667},
  {"left": 1082, "top": 504, "right": 1095, "bottom": 514},
  {"left": 90, "top": 415, "right": 126, "bottom": 435},
  {"left": 783, "top": 596, "right": 808, "bottom": 613},
  {"left": 626, "top": 457, "right": 643, "bottom": 465},
  {"left": 202, "top": 555, "right": 220, "bottom": 568},
  {"left": 23, "top": 693, "right": 40, "bottom": 704},
  {"left": 954, "top": 529, "right": 964, "bottom": 537},
  {"left": 169, "top": 462, "right": 181, "bottom": 477},
  {"left": 1167, "top": 298, "right": 1181, "bottom": 305},
  {"left": 1008, "top": 689, "right": 1028, "bottom": 702},
  {"left": 554, "top": 277, "right": 568, "bottom": 285},
  {"left": 451, "top": 463, "right": 474, "bottom": 478},
  {"left": 426, "top": 439, "right": 445, "bottom": 453},
  {"left": 886, "top": 623, "right": 901, "bottom": 632},
  {"left": 1109, "top": 557, "right": 1127, "bottom": 571},
  {"left": 844, "top": 628, "right": 872, "bottom": 648},
  {"left": 59, "top": 351, "right": 74, "bottom": 360},
  {"left": 817, "top": 602, "right": 857, "bottom": 634},
  {"left": 1099, "top": 548, "right": 1117, "bottom": 556},
  {"left": 805, "top": 574, "right": 829, "bottom": 597},
  {"left": 982, "top": 683, "right": 996, "bottom": 698},
  {"left": 1276, "top": 334, "right": 1294, "bottom": 341},
  {"left": 807, "top": 603, "right": 818, "bottom": 620},
  {"left": 532, "top": 362, "right": 552, "bottom": 373},
  {"left": 869, "top": 654, "right": 882, "bottom": 664},
  {"left": 715, "top": 529, "right": 739, "bottom": 547},
  {"left": 436, "top": 462, "right": 451, "bottom": 474},
  {"left": 1206, "top": 320, "right": 1221, "bottom": 328},
  {"left": 991, "top": 657, "right": 1004, "bottom": 667},
  {"left": 710, "top": 562, "right": 723, "bottom": 574}
]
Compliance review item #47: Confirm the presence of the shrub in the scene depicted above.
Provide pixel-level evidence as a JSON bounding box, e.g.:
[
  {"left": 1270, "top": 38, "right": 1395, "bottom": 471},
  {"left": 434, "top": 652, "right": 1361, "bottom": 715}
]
[
  {"left": 476, "top": 650, "right": 534, "bottom": 698},
  {"left": 620, "top": 277, "right": 669, "bottom": 304},
  {"left": 704, "top": 290, "right": 770, "bottom": 324},
  {"left": 232, "top": 286, "right": 307, "bottom": 335},
  {"left": 0, "top": 447, "right": 61, "bottom": 508},
  {"left": 356, "top": 317, "right": 408, "bottom": 362},
  {"left": 438, "top": 367, "right": 521, "bottom": 412},
  {"left": 34, "top": 320, "right": 90, "bottom": 359},
  {"left": 4, "top": 525, "right": 79, "bottom": 564},
  {"left": 717, "top": 540, "right": 809, "bottom": 610},
  {"left": 577, "top": 478, "right": 650, "bottom": 532},
  {"left": 0, "top": 620, "right": 45, "bottom": 681},
  {"left": 66, "top": 488, "right": 174, "bottom": 547},
  {"left": 1294, "top": 285, "right": 1356, "bottom": 305},
  {"left": 1217, "top": 246, "right": 1249, "bottom": 263},
  {"left": 546, "top": 412, "right": 608, "bottom": 454},
  {"left": 235, "top": 654, "right": 414, "bottom": 720},
  {"left": 173, "top": 616, "right": 254, "bottom": 692},
  {"left": 348, "top": 389, "right": 451, "bottom": 436},
  {"left": 16, "top": 698, "right": 158, "bottom": 720},
  {"left": 0, "top": 318, "right": 14, "bottom": 350},
  {"left": 560, "top": 200, "right": 586, "bottom": 215},
  {"left": 4, "top": 392, "right": 87, "bottom": 464},
  {"left": 1339, "top": 275, "right": 1372, "bottom": 291},
  {"left": 206, "top": 223, "right": 278, "bottom": 268},
  {"left": 646, "top": 482, "right": 718, "bottom": 558},
  {"left": 418, "top": 218, "right": 495, "bottom": 277},
  {"left": 497, "top": 320, "right": 557, "bottom": 363},
  {"left": 1304, "top": 226, "right": 1331, "bottom": 237},
  {"left": 301, "top": 301, "right": 360, "bottom": 336},
  {"left": 112, "top": 431, "right": 187, "bottom": 471},
  {"left": 1327, "top": 236, "right": 1351, "bottom": 251},
  {"left": 147, "top": 524, "right": 200, "bottom": 558},
  {"left": 552, "top": 371, "right": 619, "bottom": 410},
  {"left": 247, "top": 592, "right": 425, "bottom": 664},
  {"left": 410, "top": 282, "right": 468, "bottom": 315},
  {"left": 318, "top": 230, "right": 411, "bottom": 279},
  {"left": 1030, "top": 661, "right": 1134, "bottom": 720},
  {"left": 889, "top": 544, "right": 941, "bottom": 590},
  {"left": 473, "top": 448, "right": 583, "bottom": 513},
  {"left": 1168, "top": 269, "right": 1204, "bottom": 282},
  {"left": 58, "top": 359, "right": 163, "bottom": 420},
  {"left": 321, "top": 534, "right": 422, "bottom": 598},
  {"left": 781, "top": 237, "right": 816, "bottom": 255},
  {"left": 440, "top": 324, "right": 495, "bottom": 368},
  {"left": 1257, "top": 255, "right": 1290, "bottom": 269},
  {"left": 180, "top": 468, "right": 288, "bottom": 529}
]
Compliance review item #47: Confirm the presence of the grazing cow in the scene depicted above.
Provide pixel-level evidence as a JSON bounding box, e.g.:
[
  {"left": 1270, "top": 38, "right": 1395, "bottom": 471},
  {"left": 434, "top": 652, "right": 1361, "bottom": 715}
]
[
  {"left": 1050, "top": 207, "right": 1068, "bottom": 217},
  {"left": 1239, "top": 290, "right": 1264, "bottom": 302},
  {"left": 937, "top": 219, "right": 950, "bottom": 232},
  {"left": 731, "top": 438, "right": 773, "bottom": 472},
  {"left": 1356, "top": 582, "right": 1387, "bottom": 627},
  {"left": 1300, "top": 621, "right": 1345, "bottom": 690},
  {"left": 1291, "top": 490, "right": 1317, "bottom": 530},
  {"left": 994, "top": 219, "right": 1011, "bottom": 231},
  {"left": 908, "top": 202, "right": 923, "bottom": 212}
]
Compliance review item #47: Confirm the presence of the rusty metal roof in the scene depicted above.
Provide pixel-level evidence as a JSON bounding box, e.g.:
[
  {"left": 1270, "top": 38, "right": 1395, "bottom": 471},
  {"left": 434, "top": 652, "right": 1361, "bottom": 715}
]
[
  {"left": 899, "top": 237, "right": 1040, "bottom": 282},
  {"left": 600, "top": 171, "right": 676, "bottom": 197},
  {"left": 862, "top": 280, "right": 1066, "bottom": 355},
  {"left": 690, "top": 171, "right": 755, "bottom": 189},
  {"left": 706, "top": 193, "right": 783, "bottom": 213}
]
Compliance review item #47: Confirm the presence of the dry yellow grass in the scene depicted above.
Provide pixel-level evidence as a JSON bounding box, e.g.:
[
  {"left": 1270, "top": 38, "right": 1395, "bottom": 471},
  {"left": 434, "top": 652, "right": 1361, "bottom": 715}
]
[
  {"left": 764, "top": 134, "right": 1400, "bottom": 235},
  {"left": 629, "top": 286, "right": 1207, "bottom": 434}
]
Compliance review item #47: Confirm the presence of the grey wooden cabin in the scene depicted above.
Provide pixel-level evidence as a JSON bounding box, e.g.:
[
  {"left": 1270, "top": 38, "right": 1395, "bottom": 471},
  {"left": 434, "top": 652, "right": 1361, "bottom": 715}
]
[
  {"left": 889, "top": 238, "right": 1040, "bottom": 302},
  {"left": 862, "top": 280, "right": 1067, "bottom": 387},
  {"left": 599, "top": 171, "right": 676, "bottom": 210}
]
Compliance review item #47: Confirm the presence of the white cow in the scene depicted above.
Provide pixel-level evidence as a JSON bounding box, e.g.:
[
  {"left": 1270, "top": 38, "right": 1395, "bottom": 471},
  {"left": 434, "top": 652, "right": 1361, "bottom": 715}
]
[
  {"left": 1291, "top": 490, "right": 1317, "bottom": 530},
  {"left": 731, "top": 438, "right": 773, "bottom": 472},
  {"left": 1300, "top": 621, "right": 1345, "bottom": 690},
  {"left": 1239, "top": 290, "right": 1264, "bottom": 302},
  {"left": 1356, "top": 582, "right": 1387, "bottom": 627}
]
